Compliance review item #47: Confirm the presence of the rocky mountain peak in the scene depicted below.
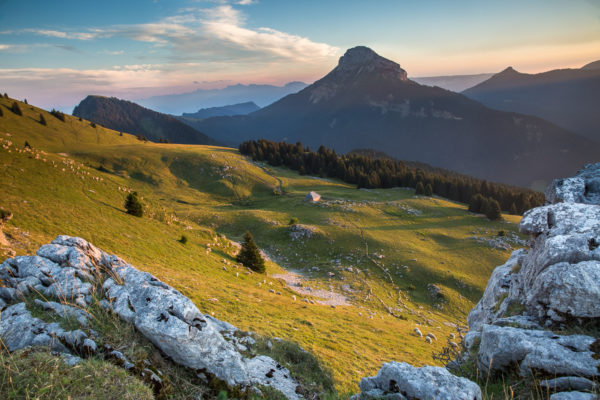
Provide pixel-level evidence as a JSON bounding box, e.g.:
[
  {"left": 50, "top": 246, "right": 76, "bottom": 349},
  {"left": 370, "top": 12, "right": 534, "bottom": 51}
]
[{"left": 331, "top": 46, "right": 408, "bottom": 81}]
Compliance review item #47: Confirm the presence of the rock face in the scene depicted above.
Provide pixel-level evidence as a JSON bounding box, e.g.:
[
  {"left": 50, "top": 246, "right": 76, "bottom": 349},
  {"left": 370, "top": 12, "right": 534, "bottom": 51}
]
[
  {"left": 466, "top": 163, "right": 600, "bottom": 395},
  {"left": 354, "top": 164, "right": 600, "bottom": 399},
  {"left": 0, "top": 235, "right": 300, "bottom": 399},
  {"left": 353, "top": 362, "right": 482, "bottom": 400}
]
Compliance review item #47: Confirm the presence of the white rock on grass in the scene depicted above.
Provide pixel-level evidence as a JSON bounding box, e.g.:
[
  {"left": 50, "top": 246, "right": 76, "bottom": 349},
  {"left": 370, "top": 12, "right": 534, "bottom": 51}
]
[
  {"left": 0, "top": 235, "right": 300, "bottom": 399},
  {"left": 550, "top": 392, "right": 599, "bottom": 400},
  {"left": 477, "top": 325, "right": 599, "bottom": 378},
  {"left": 355, "top": 362, "right": 481, "bottom": 400}
]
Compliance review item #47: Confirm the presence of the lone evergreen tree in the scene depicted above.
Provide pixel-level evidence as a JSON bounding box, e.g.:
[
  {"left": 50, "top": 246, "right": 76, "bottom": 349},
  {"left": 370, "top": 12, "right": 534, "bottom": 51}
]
[
  {"left": 485, "top": 198, "right": 502, "bottom": 220},
  {"left": 415, "top": 181, "right": 425, "bottom": 195},
  {"left": 0, "top": 107, "right": 3, "bottom": 117},
  {"left": 236, "top": 231, "right": 265, "bottom": 273},
  {"left": 424, "top": 183, "right": 433, "bottom": 196},
  {"left": 125, "top": 192, "right": 143, "bottom": 217},
  {"left": 39, "top": 113, "right": 47, "bottom": 126},
  {"left": 11, "top": 101, "right": 22, "bottom": 116}
]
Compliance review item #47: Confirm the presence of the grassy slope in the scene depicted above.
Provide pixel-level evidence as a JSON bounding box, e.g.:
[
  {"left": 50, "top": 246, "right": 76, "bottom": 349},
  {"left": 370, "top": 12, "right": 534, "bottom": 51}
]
[{"left": 0, "top": 97, "right": 522, "bottom": 392}]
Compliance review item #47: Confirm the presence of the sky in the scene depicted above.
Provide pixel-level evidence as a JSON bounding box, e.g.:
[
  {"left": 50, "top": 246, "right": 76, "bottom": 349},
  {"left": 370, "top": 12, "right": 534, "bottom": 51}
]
[{"left": 0, "top": 0, "right": 599, "bottom": 111}]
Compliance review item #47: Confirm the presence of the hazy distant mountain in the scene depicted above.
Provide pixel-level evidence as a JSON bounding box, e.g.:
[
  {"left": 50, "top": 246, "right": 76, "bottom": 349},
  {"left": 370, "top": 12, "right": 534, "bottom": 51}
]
[
  {"left": 581, "top": 60, "right": 600, "bottom": 70},
  {"left": 136, "top": 82, "right": 307, "bottom": 114},
  {"left": 412, "top": 73, "right": 493, "bottom": 92},
  {"left": 73, "top": 96, "right": 217, "bottom": 145},
  {"left": 463, "top": 62, "right": 600, "bottom": 142},
  {"left": 180, "top": 102, "right": 260, "bottom": 119},
  {"left": 195, "top": 46, "right": 599, "bottom": 188}
]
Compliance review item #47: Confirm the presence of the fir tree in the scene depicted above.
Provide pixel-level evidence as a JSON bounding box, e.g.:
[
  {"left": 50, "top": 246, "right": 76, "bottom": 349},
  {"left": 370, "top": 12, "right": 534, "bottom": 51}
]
[
  {"left": 485, "top": 198, "right": 502, "bottom": 220},
  {"left": 424, "top": 183, "right": 433, "bottom": 196},
  {"left": 125, "top": 192, "right": 143, "bottom": 217},
  {"left": 415, "top": 181, "right": 425, "bottom": 195},
  {"left": 0, "top": 107, "right": 3, "bottom": 117},
  {"left": 39, "top": 113, "right": 47, "bottom": 126},
  {"left": 11, "top": 101, "right": 22, "bottom": 116},
  {"left": 236, "top": 231, "right": 265, "bottom": 273}
]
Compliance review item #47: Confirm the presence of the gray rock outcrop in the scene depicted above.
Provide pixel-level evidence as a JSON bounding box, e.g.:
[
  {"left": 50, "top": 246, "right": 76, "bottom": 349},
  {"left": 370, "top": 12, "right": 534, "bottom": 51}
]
[
  {"left": 0, "top": 235, "right": 300, "bottom": 399},
  {"left": 354, "top": 163, "right": 600, "bottom": 399},
  {"left": 466, "top": 163, "right": 600, "bottom": 395},
  {"left": 353, "top": 362, "right": 482, "bottom": 400}
]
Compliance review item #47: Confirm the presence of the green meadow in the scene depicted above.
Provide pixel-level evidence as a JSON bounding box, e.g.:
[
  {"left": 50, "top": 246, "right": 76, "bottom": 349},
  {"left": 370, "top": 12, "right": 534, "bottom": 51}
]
[{"left": 0, "top": 97, "right": 522, "bottom": 392}]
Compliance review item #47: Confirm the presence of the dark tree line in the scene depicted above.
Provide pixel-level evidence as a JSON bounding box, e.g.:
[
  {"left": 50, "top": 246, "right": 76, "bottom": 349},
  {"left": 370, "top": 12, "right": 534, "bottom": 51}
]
[{"left": 239, "top": 139, "right": 544, "bottom": 215}]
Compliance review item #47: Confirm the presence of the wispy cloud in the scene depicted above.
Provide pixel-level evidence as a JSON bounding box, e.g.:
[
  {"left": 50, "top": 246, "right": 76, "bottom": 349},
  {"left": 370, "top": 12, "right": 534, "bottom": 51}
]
[
  {"left": 0, "top": 44, "right": 13, "bottom": 50},
  {"left": 7, "top": 5, "right": 339, "bottom": 63},
  {"left": 24, "top": 29, "right": 102, "bottom": 40}
]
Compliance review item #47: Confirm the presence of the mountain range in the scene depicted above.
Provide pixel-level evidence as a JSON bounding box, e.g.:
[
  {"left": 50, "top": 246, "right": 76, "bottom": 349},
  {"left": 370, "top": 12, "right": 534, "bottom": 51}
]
[
  {"left": 463, "top": 61, "right": 600, "bottom": 142},
  {"left": 412, "top": 73, "right": 494, "bottom": 92},
  {"left": 193, "top": 46, "right": 599, "bottom": 188},
  {"left": 136, "top": 82, "right": 307, "bottom": 115},
  {"left": 73, "top": 96, "right": 217, "bottom": 145},
  {"left": 180, "top": 101, "right": 260, "bottom": 119}
]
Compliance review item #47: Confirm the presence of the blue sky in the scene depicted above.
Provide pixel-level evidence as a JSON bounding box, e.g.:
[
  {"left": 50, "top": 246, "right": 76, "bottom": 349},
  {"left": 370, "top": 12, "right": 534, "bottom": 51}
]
[{"left": 1, "top": 0, "right": 599, "bottom": 111}]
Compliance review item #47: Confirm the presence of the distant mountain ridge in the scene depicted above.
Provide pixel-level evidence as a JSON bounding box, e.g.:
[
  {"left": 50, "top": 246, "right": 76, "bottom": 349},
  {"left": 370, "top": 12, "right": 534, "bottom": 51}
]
[
  {"left": 194, "top": 46, "right": 599, "bottom": 188},
  {"left": 412, "top": 73, "right": 494, "bottom": 92},
  {"left": 73, "top": 96, "right": 217, "bottom": 145},
  {"left": 180, "top": 102, "right": 260, "bottom": 119},
  {"left": 463, "top": 61, "right": 600, "bottom": 141},
  {"left": 136, "top": 82, "right": 307, "bottom": 114}
]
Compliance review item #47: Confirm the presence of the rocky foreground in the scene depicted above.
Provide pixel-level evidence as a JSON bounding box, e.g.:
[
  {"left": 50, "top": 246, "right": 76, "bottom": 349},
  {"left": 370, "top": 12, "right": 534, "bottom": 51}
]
[
  {"left": 0, "top": 236, "right": 300, "bottom": 399},
  {"left": 352, "top": 164, "right": 600, "bottom": 399}
]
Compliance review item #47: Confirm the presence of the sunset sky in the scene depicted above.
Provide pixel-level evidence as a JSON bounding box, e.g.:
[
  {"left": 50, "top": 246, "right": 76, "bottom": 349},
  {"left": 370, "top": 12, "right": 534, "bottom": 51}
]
[{"left": 1, "top": 0, "right": 599, "bottom": 111}]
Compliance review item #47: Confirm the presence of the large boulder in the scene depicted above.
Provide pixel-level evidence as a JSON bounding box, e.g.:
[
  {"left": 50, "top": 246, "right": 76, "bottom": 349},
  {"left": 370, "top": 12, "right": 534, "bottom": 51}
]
[
  {"left": 0, "top": 235, "right": 300, "bottom": 400},
  {"left": 477, "top": 325, "right": 599, "bottom": 378},
  {"left": 464, "top": 163, "right": 600, "bottom": 385},
  {"left": 354, "top": 362, "right": 481, "bottom": 400},
  {"left": 545, "top": 163, "right": 600, "bottom": 204}
]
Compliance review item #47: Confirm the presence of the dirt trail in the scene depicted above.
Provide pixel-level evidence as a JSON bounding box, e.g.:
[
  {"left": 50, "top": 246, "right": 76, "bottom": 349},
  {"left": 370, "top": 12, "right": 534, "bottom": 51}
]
[{"left": 272, "top": 272, "right": 350, "bottom": 306}]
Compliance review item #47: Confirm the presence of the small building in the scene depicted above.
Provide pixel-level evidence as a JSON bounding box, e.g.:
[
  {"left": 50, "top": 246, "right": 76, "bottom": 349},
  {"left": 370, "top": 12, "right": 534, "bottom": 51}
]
[{"left": 305, "top": 191, "right": 321, "bottom": 202}]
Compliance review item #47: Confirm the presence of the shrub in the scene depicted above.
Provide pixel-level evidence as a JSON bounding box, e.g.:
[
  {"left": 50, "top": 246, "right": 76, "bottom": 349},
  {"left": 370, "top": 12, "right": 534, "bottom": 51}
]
[
  {"left": 0, "top": 208, "right": 12, "bottom": 223},
  {"left": 10, "top": 101, "right": 22, "bottom": 116},
  {"left": 50, "top": 109, "right": 65, "bottom": 122},
  {"left": 289, "top": 217, "right": 299, "bottom": 225},
  {"left": 497, "top": 230, "right": 505, "bottom": 237},
  {"left": 236, "top": 231, "right": 265, "bottom": 273},
  {"left": 179, "top": 235, "right": 188, "bottom": 244},
  {"left": 39, "top": 113, "right": 47, "bottom": 125},
  {"left": 125, "top": 192, "right": 143, "bottom": 217},
  {"left": 91, "top": 122, "right": 97, "bottom": 128}
]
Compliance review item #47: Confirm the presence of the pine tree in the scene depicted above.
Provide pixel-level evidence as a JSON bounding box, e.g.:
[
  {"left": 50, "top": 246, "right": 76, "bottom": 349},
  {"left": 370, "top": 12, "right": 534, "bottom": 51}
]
[
  {"left": 11, "top": 102, "right": 22, "bottom": 116},
  {"left": 125, "top": 192, "right": 143, "bottom": 217},
  {"left": 415, "top": 181, "right": 425, "bottom": 195},
  {"left": 0, "top": 107, "right": 3, "bottom": 117},
  {"left": 424, "top": 183, "right": 433, "bottom": 196},
  {"left": 485, "top": 198, "right": 502, "bottom": 220},
  {"left": 39, "top": 113, "right": 47, "bottom": 126},
  {"left": 236, "top": 231, "right": 265, "bottom": 273}
]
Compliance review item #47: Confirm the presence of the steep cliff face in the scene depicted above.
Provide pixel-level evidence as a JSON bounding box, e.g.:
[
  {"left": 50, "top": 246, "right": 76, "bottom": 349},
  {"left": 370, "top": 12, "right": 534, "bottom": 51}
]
[{"left": 355, "top": 164, "right": 600, "bottom": 399}]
